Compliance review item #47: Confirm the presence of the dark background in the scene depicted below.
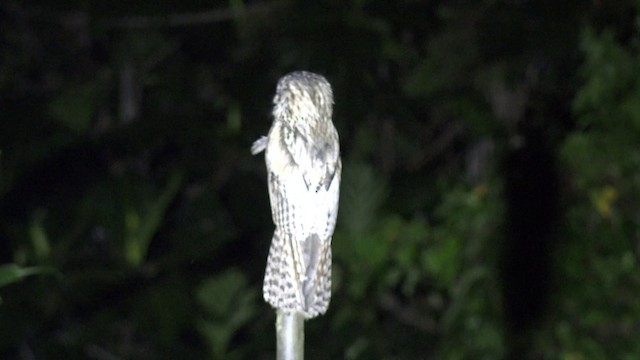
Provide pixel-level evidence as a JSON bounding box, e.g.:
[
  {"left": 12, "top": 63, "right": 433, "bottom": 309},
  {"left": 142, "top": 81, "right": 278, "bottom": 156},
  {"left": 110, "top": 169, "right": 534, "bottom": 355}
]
[{"left": 1, "top": 1, "right": 639, "bottom": 359}]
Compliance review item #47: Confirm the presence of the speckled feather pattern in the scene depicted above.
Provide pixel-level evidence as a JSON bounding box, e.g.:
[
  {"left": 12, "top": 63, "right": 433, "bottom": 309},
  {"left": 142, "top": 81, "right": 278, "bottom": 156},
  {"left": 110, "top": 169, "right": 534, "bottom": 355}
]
[{"left": 252, "top": 71, "right": 340, "bottom": 318}]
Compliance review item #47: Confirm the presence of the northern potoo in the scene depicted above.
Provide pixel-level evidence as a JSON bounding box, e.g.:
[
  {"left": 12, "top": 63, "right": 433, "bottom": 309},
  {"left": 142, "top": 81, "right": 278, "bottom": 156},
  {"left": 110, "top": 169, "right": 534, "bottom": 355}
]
[{"left": 252, "top": 71, "right": 341, "bottom": 319}]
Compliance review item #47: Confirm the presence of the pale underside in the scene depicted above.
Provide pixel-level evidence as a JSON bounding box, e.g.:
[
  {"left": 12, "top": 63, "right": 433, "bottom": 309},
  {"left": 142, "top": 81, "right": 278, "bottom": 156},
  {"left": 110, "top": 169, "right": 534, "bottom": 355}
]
[{"left": 255, "top": 118, "right": 340, "bottom": 319}]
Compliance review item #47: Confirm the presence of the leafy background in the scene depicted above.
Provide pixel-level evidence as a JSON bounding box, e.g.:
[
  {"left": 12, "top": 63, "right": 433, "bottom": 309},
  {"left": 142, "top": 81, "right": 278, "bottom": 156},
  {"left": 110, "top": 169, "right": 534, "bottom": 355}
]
[{"left": 1, "top": 1, "right": 639, "bottom": 359}]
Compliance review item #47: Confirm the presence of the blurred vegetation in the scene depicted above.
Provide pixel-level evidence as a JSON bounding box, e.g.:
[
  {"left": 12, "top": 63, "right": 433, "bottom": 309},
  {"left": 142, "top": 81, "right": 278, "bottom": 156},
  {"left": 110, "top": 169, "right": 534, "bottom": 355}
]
[{"left": 0, "top": 1, "right": 639, "bottom": 359}]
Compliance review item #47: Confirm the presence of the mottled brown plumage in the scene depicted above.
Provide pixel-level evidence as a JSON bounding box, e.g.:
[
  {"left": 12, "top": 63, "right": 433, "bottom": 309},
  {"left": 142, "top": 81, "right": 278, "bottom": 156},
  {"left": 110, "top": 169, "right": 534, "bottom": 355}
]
[{"left": 252, "top": 71, "right": 341, "bottom": 318}]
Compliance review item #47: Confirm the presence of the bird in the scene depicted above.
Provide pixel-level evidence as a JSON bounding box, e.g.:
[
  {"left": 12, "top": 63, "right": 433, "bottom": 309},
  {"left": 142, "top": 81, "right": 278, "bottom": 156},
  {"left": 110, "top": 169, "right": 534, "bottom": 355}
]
[{"left": 251, "top": 71, "right": 341, "bottom": 319}]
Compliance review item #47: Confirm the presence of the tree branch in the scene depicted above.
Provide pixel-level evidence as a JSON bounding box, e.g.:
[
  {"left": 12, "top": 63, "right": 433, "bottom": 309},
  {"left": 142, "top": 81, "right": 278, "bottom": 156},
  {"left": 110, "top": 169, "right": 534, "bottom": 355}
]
[{"left": 107, "top": 1, "right": 288, "bottom": 29}]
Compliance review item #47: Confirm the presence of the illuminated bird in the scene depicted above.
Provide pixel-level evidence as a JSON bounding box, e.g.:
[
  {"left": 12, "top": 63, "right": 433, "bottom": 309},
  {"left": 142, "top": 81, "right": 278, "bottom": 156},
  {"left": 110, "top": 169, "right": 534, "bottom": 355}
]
[{"left": 252, "top": 71, "right": 341, "bottom": 318}]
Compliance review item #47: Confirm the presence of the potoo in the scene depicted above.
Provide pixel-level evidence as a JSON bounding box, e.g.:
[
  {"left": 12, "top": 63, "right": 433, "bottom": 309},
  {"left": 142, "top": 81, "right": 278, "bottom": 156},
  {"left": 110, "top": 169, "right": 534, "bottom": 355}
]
[{"left": 251, "top": 71, "right": 341, "bottom": 319}]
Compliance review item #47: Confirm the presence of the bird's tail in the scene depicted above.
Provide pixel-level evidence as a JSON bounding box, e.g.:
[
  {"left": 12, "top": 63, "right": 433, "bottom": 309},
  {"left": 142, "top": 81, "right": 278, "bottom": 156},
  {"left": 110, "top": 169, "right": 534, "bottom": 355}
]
[{"left": 263, "top": 231, "right": 332, "bottom": 319}]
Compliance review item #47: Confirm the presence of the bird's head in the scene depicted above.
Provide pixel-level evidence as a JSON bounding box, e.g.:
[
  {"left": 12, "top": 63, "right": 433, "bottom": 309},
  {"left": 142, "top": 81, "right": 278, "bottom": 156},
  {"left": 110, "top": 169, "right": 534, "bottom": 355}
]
[{"left": 272, "top": 71, "right": 334, "bottom": 127}]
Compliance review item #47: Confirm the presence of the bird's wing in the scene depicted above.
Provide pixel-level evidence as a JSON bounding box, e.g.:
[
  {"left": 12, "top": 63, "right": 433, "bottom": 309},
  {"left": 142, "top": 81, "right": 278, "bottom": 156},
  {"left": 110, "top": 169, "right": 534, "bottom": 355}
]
[
  {"left": 263, "top": 121, "right": 340, "bottom": 317},
  {"left": 251, "top": 136, "right": 268, "bottom": 155}
]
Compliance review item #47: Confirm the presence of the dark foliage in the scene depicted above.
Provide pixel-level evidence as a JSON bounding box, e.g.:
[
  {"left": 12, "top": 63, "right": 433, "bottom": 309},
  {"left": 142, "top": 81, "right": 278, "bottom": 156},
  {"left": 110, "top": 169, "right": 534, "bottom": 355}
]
[{"left": 1, "top": 1, "right": 639, "bottom": 359}]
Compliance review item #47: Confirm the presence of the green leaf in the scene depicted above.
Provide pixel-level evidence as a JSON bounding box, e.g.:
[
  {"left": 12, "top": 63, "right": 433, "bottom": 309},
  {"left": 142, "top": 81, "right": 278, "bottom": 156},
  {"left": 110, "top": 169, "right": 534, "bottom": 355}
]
[
  {"left": 196, "top": 269, "right": 257, "bottom": 359},
  {"left": 339, "top": 162, "right": 387, "bottom": 235},
  {"left": 48, "top": 79, "right": 104, "bottom": 133},
  {"left": 0, "top": 263, "right": 59, "bottom": 289},
  {"left": 226, "top": 102, "right": 242, "bottom": 134},
  {"left": 197, "top": 320, "right": 234, "bottom": 359},
  {"left": 125, "top": 171, "right": 184, "bottom": 266},
  {"left": 196, "top": 268, "right": 256, "bottom": 321},
  {"left": 422, "top": 234, "right": 461, "bottom": 288}
]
